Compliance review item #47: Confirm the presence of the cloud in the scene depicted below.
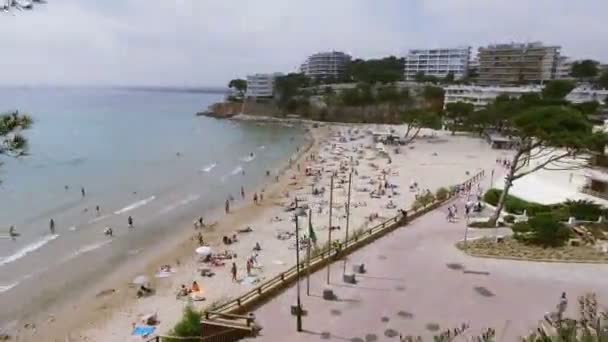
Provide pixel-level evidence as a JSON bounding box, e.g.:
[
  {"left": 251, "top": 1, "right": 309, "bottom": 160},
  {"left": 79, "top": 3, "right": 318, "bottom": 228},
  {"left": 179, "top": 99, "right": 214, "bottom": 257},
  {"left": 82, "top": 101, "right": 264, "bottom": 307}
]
[{"left": 0, "top": 0, "right": 606, "bottom": 86}]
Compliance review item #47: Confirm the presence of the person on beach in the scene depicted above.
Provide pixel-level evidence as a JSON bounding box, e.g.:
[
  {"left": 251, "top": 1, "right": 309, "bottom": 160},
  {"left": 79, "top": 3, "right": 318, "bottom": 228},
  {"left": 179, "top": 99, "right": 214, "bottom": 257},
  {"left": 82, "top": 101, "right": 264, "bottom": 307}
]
[
  {"left": 246, "top": 258, "right": 252, "bottom": 276},
  {"left": 104, "top": 226, "right": 113, "bottom": 236},
  {"left": 49, "top": 218, "right": 55, "bottom": 234},
  {"left": 9, "top": 225, "right": 17, "bottom": 240},
  {"left": 231, "top": 262, "right": 237, "bottom": 282},
  {"left": 198, "top": 216, "right": 204, "bottom": 228},
  {"left": 253, "top": 242, "right": 261, "bottom": 251},
  {"left": 191, "top": 281, "right": 200, "bottom": 293},
  {"left": 557, "top": 292, "right": 568, "bottom": 322},
  {"left": 197, "top": 232, "right": 204, "bottom": 245},
  {"left": 259, "top": 192, "right": 263, "bottom": 202},
  {"left": 96, "top": 205, "right": 101, "bottom": 216},
  {"left": 128, "top": 216, "right": 134, "bottom": 228},
  {"left": 81, "top": 187, "right": 86, "bottom": 198},
  {"left": 266, "top": 170, "right": 270, "bottom": 177},
  {"left": 225, "top": 199, "right": 230, "bottom": 214},
  {"left": 253, "top": 192, "right": 258, "bottom": 205},
  {"left": 241, "top": 186, "right": 245, "bottom": 199}
]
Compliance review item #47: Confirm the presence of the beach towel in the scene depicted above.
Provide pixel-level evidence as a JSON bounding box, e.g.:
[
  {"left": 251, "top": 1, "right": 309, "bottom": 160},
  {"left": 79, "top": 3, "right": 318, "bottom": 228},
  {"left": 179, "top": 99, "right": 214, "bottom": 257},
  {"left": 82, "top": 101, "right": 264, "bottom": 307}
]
[{"left": 132, "top": 326, "right": 155, "bottom": 337}]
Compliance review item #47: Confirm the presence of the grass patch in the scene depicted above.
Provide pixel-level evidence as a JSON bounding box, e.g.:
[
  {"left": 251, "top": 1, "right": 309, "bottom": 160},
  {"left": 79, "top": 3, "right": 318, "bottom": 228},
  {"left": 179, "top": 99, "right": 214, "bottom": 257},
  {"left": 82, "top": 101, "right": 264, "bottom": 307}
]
[{"left": 457, "top": 237, "right": 608, "bottom": 263}]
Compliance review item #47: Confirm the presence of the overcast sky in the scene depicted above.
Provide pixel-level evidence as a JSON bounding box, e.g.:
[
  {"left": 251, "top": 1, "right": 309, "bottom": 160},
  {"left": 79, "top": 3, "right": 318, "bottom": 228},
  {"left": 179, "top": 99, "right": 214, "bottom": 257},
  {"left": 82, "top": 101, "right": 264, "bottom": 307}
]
[{"left": 1, "top": 0, "right": 607, "bottom": 87}]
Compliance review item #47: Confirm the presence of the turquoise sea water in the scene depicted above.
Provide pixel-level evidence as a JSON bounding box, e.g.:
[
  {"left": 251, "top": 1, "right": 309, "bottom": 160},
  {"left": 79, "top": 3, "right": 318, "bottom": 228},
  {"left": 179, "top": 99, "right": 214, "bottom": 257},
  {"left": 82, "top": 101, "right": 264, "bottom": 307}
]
[{"left": 0, "top": 87, "right": 305, "bottom": 324}]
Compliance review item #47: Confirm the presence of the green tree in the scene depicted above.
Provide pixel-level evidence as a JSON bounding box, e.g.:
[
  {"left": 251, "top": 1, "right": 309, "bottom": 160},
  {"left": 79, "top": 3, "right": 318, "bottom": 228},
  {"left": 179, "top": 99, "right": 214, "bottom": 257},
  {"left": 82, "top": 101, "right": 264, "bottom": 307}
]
[
  {"left": 445, "top": 102, "right": 474, "bottom": 134},
  {"left": 542, "top": 80, "right": 575, "bottom": 100},
  {"left": 345, "top": 56, "right": 404, "bottom": 84},
  {"left": 414, "top": 71, "right": 426, "bottom": 83},
  {"left": 443, "top": 71, "right": 455, "bottom": 83},
  {"left": 274, "top": 73, "right": 309, "bottom": 109},
  {"left": 401, "top": 109, "right": 442, "bottom": 144},
  {"left": 573, "top": 101, "right": 600, "bottom": 115},
  {"left": 487, "top": 104, "right": 608, "bottom": 225},
  {"left": 571, "top": 59, "right": 600, "bottom": 79},
  {"left": 597, "top": 70, "right": 608, "bottom": 89},
  {"left": 422, "top": 86, "right": 445, "bottom": 112},
  {"left": 1, "top": 111, "right": 32, "bottom": 181},
  {"left": 228, "top": 78, "right": 247, "bottom": 99}
]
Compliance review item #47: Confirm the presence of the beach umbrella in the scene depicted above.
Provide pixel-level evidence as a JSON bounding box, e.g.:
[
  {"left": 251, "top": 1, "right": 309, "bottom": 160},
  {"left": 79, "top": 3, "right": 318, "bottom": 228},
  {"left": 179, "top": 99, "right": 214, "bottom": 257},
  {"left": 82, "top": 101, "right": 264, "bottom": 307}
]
[
  {"left": 132, "top": 275, "right": 150, "bottom": 285},
  {"left": 195, "top": 246, "right": 212, "bottom": 256}
]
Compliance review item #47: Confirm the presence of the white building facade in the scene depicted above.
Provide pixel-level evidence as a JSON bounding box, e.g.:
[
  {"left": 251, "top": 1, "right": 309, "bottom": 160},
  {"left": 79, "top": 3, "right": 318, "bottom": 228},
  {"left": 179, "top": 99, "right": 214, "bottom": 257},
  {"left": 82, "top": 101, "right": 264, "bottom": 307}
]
[
  {"left": 443, "top": 85, "right": 543, "bottom": 109},
  {"left": 566, "top": 86, "right": 608, "bottom": 105},
  {"left": 246, "top": 73, "right": 283, "bottom": 98},
  {"left": 404, "top": 47, "right": 471, "bottom": 81},
  {"left": 300, "top": 51, "right": 351, "bottom": 81}
]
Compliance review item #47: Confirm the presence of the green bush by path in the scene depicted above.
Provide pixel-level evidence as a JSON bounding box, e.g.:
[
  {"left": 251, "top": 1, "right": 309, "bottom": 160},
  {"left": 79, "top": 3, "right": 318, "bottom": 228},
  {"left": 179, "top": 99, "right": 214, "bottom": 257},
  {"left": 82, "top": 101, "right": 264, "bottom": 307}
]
[
  {"left": 514, "top": 213, "right": 571, "bottom": 247},
  {"left": 164, "top": 306, "right": 203, "bottom": 341}
]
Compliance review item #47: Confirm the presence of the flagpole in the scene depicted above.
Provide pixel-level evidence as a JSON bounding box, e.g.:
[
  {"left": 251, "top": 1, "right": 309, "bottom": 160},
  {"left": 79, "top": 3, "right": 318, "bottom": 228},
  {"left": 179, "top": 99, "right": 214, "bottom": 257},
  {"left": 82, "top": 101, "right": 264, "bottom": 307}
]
[
  {"left": 326, "top": 175, "right": 334, "bottom": 285},
  {"left": 306, "top": 209, "right": 312, "bottom": 296},
  {"left": 343, "top": 171, "right": 352, "bottom": 275},
  {"left": 294, "top": 206, "right": 302, "bottom": 331}
]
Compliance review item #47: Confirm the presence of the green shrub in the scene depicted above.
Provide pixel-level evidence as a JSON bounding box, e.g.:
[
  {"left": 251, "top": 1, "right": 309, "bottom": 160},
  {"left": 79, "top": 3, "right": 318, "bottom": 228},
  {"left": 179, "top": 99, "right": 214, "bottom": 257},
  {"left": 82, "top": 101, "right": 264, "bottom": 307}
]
[
  {"left": 503, "top": 215, "right": 515, "bottom": 224},
  {"left": 482, "top": 189, "right": 551, "bottom": 215},
  {"left": 563, "top": 199, "right": 605, "bottom": 221},
  {"left": 483, "top": 189, "right": 501, "bottom": 206},
  {"left": 517, "top": 213, "right": 571, "bottom": 247},
  {"left": 511, "top": 221, "right": 531, "bottom": 233},
  {"left": 435, "top": 187, "right": 449, "bottom": 201},
  {"left": 165, "top": 306, "right": 202, "bottom": 341}
]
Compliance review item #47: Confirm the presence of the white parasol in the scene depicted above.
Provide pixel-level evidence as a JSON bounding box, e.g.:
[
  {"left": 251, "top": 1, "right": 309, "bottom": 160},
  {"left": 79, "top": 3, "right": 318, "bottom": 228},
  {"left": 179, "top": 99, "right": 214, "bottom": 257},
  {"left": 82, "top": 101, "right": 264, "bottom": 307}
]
[
  {"left": 195, "top": 246, "right": 212, "bottom": 256},
  {"left": 132, "top": 275, "right": 150, "bottom": 286}
]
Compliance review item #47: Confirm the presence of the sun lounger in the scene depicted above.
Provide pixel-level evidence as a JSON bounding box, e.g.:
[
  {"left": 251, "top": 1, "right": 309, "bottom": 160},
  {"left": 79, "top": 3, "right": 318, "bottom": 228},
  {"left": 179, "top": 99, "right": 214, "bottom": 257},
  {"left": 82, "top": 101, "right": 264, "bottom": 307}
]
[{"left": 132, "top": 326, "right": 156, "bottom": 337}]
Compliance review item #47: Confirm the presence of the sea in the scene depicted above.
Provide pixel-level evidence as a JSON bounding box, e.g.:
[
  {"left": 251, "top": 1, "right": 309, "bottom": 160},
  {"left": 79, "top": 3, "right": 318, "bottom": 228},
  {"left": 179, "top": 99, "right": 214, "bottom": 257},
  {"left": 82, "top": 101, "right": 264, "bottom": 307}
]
[{"left": 0, "top": 87, "right": 306, "bottom": 327}]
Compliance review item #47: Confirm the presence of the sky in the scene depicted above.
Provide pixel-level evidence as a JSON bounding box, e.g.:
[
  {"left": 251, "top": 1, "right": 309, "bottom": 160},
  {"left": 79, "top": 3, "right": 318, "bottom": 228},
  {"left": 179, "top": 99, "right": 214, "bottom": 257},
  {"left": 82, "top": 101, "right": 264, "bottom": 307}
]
[{"left": 1, "top": 0, "right": 607, "bottom": 87}]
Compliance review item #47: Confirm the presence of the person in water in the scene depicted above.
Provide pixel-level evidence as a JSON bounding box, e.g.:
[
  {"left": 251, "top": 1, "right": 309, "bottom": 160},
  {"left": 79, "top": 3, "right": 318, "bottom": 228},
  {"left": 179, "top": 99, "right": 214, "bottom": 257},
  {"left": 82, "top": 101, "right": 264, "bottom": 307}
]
[
  {"left": 128, "top": 216, "right": 134, "bottom": 228},
  {"left": 81, "top": 187, "right": 86, "bottom": 198},
  {"left": 9, "top": 225, "right": 17, "bottom": 240},
  {"left": 49, "top": 219, "right": 55, "bottom": 234},
  {"left": 96, "top": 205, "right": 101, "bottom": 216}
]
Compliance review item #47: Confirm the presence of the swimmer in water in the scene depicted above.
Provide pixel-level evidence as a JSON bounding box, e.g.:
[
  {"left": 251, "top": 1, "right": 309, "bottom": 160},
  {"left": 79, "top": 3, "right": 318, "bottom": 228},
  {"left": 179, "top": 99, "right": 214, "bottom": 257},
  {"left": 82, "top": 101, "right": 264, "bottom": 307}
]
[
  {"left": 49, "top": 219, "right": 55, "bottom": 234},
  {"left": 9, "top": 225, "right": 17, "bottom": 240}
]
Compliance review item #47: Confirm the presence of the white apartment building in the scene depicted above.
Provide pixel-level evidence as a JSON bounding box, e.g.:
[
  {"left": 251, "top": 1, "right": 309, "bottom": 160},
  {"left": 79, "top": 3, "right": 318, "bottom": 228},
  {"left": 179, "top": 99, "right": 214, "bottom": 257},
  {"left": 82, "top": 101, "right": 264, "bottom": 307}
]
[
  {"left": 246, "top": 73, "right": 283, "bottom": 98},
  {"left": 566, "top": 86, "right": 608, "bottom": 105},
  {"left": 300, "top": 51, "right": 351, "bottom": 81},
  {"left": 555, "top": 56, "right": 573, "bottom": 80},
  {"left": 443, "top": 85, "right": 543, "bottom": 109},
  {"left": 404, "top": 47, "right": 471, "bottom": 81}
]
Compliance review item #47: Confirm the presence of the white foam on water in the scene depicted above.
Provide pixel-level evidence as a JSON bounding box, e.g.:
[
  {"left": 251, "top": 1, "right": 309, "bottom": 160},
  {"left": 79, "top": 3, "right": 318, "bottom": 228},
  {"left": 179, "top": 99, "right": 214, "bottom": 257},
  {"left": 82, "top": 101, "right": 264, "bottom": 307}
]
[
  {"left": 201, "top": 163, "right": 217, "bottom": 173},
  {"left": 88, "top": 214, "right": 111, "bottom": 224},
  {"left": 0, "top": 281, "right": 20, "bottom": 294},
  {"left": 159, "top": 194, "right": 201, "bottom": 214},
  {"left": 114, "top": 196, "right": 156, "bottom": 215},
  {"left": 61, "top": 240, "right": 112, "bottom": 263},
  {"left": 258, "top": 145, "right": 266, "bottom": 150},
  {"left": 241, "top": 154, "right": 255, "bottom": 162},
  {"left": 0, "top": 234, "right": 59, "bottom": 267},
  {"left": 230, "top": 165, "right": 243, "bottom": 175},
  {"left": 68, "top": 226, "right": 77, "bottom": 231}
]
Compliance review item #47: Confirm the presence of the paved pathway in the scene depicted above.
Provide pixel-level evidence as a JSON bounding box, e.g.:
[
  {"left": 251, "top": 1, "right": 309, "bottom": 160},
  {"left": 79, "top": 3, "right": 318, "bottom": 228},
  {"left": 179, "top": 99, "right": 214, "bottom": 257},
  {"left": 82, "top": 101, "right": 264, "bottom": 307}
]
[{"left": 249, "top": 199, "right": 608, "bottom": 341}]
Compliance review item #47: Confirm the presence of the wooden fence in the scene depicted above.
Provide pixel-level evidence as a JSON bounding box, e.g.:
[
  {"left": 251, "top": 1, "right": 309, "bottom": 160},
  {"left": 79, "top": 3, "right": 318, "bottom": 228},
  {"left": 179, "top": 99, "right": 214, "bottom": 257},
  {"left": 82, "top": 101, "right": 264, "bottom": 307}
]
[{"left": 147, "top": 169, "right": 485, "bottom": 341}]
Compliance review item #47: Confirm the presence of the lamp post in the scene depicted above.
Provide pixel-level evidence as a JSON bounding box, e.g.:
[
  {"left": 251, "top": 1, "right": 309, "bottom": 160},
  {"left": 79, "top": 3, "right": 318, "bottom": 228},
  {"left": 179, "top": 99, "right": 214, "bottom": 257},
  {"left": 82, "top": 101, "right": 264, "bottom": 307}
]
[
  {"left": 294, "top": 206, "right": 302, "bottom": 331},
  {"left": 326, "top": 175, "right": 334, "bottom": 284}
]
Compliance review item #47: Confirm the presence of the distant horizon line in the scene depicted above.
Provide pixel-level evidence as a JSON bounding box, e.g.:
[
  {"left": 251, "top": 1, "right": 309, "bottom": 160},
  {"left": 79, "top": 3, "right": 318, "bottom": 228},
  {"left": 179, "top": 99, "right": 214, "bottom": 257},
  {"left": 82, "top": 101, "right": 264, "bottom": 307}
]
[{"left": 0, "top": 84, "right": 229, "bottom": 94}]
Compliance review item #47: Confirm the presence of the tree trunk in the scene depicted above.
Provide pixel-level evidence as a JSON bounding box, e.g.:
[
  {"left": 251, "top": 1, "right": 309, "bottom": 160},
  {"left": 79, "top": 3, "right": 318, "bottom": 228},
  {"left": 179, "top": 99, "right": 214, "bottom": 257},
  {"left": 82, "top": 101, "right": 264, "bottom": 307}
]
[{"left": 488, "top": 149, "right": 523, "bottom": 225}]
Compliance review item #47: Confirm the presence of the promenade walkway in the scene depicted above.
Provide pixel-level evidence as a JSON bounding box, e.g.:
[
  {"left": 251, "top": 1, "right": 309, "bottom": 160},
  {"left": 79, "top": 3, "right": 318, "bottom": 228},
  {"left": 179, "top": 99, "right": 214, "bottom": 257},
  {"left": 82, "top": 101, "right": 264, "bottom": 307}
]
[{"left": 249, "top": 199, "right": 608, "bottom": 341}]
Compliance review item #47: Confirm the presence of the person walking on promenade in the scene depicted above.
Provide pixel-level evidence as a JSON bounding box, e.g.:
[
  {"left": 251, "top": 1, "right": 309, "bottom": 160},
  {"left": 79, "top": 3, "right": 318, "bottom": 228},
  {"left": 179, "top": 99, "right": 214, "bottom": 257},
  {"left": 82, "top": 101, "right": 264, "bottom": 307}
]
[
  {"left": 49, "top": 219, "right": 55, "bottom": 234},
  {"left": 128, "top": 216, "right": 134, "bottom": 228},
  {"left": 557, "top": 292, "right": 568, "bottom": 322},
  {"left": 231, "top": 262, "right": 237, "bottom": 282}
]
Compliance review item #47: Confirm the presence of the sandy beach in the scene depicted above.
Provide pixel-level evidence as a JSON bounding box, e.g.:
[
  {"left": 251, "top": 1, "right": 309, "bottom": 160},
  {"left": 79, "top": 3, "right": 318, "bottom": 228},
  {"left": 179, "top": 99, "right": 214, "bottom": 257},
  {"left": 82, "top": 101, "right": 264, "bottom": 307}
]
[{"left": 14, "top": 121, "right": 507, "bottom": 342}]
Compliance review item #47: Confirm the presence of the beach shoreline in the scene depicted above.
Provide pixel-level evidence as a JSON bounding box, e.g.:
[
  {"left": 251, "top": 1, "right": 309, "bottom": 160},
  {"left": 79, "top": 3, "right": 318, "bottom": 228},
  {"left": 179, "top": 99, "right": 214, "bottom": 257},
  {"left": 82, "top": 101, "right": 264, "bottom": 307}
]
[
  {"left": 8, "top": 121, "right": 320, "bottom": 341},
  {"left": 11, "top": 118, "right": 507, "bottom": 342}
]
